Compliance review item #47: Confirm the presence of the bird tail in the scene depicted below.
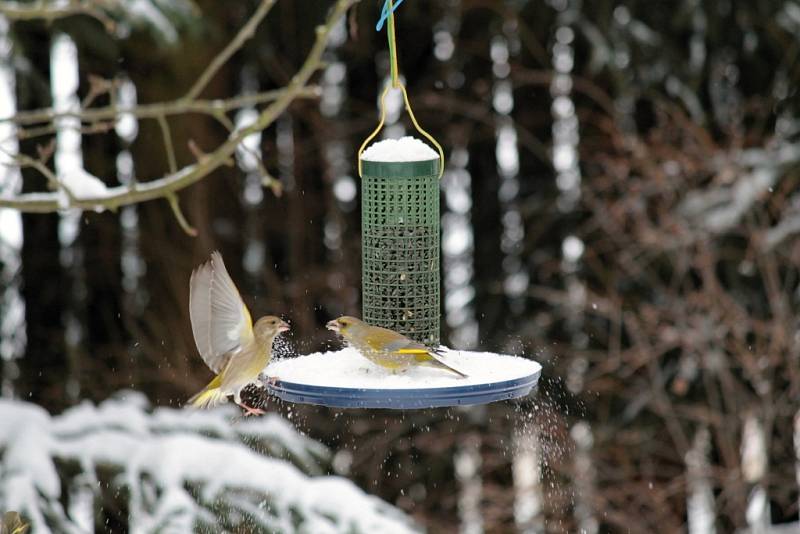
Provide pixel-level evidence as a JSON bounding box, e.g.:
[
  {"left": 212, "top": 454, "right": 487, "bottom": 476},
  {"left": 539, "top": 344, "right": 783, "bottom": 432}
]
[
  {"left": 187, "top": 376, "right": 228, "bottom": 409},
  {"left": 428, "top": 355, "right": 468, "bottom": 378},
  {"left": 400, "top": 348, "right": 468, "bottom": 378}
]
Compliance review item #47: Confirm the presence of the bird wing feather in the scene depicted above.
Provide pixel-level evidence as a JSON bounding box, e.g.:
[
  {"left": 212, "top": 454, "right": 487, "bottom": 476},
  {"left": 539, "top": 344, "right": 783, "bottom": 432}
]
[
  {"left": 383, "top": 336, "right": 439, "bottom": 362},
  {"left": 382, "top": 335, "right": 424, "bottom": 354},
  {"left": 189, "top": 251, "right": 254, "bottom": 373},
  {"left": 362, "top": 326, "right": 404, "bottom": 351},
  {"left": 386, "top": 337, "right": 467, "bottom": 377}
]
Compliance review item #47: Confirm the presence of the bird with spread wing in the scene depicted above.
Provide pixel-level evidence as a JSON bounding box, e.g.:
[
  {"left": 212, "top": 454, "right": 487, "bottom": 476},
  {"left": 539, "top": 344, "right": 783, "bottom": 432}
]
[
  {"left": 326, "top": 316, "right": 467, "bottom": 378},
  {"left": 187, "top": 251, "right": 289, "bottom": 415}
]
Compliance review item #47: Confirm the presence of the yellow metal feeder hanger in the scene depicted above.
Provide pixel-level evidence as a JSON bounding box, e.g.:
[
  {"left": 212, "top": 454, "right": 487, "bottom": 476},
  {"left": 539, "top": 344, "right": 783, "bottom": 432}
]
[{"left": 358, "top": 0, "right": 445, "bottom": 345}]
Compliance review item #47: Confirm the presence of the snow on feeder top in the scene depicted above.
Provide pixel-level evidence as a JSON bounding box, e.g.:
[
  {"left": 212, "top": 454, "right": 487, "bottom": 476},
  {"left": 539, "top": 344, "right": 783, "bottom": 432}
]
[{"left": 357, "top": 0, "right": 445, "bottom": 346}]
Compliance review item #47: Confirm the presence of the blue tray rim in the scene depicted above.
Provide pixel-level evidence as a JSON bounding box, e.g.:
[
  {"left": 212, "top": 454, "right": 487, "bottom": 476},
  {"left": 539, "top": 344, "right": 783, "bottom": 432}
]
[{"left": 266, "top": 363, "right": 542, "bottom": 409}]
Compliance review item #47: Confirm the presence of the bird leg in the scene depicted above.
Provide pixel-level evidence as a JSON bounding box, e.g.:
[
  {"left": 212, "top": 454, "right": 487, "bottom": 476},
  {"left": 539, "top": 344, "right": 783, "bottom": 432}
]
[
  {"left": 234, "top": 389, "right": 265, "bottom": 416},
  {"left": 236, "top": 401, "right": 265, "bottom": 417}
]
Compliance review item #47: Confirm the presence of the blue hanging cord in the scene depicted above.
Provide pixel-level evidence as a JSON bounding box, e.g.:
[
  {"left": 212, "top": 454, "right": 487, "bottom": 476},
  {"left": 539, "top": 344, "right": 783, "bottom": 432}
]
[{"left": 375, "top": 0, "right": 404, "bottom": 31}]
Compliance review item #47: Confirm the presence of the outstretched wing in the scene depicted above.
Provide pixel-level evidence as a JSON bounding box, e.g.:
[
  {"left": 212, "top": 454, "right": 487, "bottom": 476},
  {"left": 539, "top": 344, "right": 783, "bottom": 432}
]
[{"left": 189, "top": 251, "right": 253, "bottom": 373}]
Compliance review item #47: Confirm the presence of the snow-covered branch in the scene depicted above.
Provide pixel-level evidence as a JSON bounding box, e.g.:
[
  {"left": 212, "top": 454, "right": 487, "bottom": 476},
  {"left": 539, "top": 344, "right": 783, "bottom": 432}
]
[{"left": 677, "top": 142, "right": 800, "bottom": 235}]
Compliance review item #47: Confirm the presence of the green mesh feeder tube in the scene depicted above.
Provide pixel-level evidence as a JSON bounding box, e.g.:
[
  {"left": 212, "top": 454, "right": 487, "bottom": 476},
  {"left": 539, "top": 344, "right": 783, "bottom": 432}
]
[
  {"left": 357, "top": 1, "right": 445, "bottom": 345},
  {"left": 361, "top": 157, "right": 441, "bottom": 345}
]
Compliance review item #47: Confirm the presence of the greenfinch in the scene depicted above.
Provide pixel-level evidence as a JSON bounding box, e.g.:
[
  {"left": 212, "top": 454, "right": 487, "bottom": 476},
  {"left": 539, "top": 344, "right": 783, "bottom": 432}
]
[
  {"left": 2, "top": 511, "right": 29, "bottom": 534},
  {"left": 326, "top": 316, "right": 467, "bottom": 378},
  {"left": 187, "top": 251, "right": 289, "bottom": 415}
]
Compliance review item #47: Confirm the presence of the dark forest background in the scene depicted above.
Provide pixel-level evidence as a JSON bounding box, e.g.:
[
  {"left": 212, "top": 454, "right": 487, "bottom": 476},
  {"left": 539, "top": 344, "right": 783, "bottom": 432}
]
[{"left": 1, "top": 0, "right": 799, "bottom": 532}]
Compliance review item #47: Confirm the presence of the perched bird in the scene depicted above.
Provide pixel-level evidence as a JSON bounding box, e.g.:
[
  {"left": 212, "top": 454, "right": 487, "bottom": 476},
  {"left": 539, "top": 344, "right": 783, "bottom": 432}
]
[
  {"left": 2, "top": 511, "right": 29, "bottom": 534},
  {"left": 326, "top": 316, "right": 467, "bottom": 378},
  {"left": 187, "top": 251, "right": 289, "bottom": 415}
]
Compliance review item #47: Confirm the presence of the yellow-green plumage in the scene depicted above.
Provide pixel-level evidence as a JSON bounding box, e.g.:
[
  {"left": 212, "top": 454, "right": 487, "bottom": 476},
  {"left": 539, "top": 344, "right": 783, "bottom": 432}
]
[
  {"left": 187, "top": 251, "right": 289, "bottom": 412},
  {"left": 187, "top": 333, "right": 275, "bottom": 409},
  {"left": 2, "top": 511, "right": 30, "bottom": 534},
  {"left": 326, "top": 316, "right": 467, "bottom": 378},
  {"left": 187, "top": 374, "right": 225, "bottom": 409}
]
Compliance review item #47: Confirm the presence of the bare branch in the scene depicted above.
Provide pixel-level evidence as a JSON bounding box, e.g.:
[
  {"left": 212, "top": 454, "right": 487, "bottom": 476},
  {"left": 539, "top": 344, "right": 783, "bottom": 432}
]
[
  {"left": 15, "top": 153, "right": 76, "bottom": 202},
  {"left": 0, "top": 0, "right": 358, "bottom": 213},
  {"left": 0, "top": 87, "right": 321, "bottom": 127}
]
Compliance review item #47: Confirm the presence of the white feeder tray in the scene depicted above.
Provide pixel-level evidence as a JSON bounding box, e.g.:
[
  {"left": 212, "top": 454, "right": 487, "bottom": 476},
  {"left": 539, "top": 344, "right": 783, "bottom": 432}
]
[{"left": 264, "top": 347, "right": 542, "bottom": 409}]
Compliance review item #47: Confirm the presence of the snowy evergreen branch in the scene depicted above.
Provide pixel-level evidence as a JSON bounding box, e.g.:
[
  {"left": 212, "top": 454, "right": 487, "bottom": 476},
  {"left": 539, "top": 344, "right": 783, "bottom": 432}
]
[
  {"left": 0, "top": 394, "right": 418, "bottom": 533},
  {"left": 0, "top": 0, "right": 357, "bottom": 226}
]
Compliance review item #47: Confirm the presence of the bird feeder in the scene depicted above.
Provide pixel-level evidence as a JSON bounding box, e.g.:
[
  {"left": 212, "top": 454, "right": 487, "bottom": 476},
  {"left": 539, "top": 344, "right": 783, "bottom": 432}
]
[
  {"left": 260, "top": 0, "right": 544, "bottom": 411},
  {"left": 357, "top": 2, "right": 445, "bottom": 346}
]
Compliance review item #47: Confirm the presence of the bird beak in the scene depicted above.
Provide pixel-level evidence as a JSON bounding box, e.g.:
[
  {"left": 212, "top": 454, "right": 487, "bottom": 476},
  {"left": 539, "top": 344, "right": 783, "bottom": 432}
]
[
  {"left": 278, "top": 320, "right": 290, "bottom": 333},
  {"left": 326, "top": 320, "right": 340, "bottom": 332}
]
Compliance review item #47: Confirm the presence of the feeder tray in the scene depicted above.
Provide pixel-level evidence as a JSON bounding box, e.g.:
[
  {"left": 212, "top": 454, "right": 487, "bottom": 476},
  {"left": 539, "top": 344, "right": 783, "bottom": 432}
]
[{"left": 265, "top": 348, "right": 542, "bottom": 409}]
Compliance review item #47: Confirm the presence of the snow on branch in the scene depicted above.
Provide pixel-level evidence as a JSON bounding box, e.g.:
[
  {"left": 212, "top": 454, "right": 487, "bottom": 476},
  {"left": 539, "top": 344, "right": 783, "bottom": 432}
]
[
  {"left": 0, "top": 0, "right": 357, "bottom": 235},
  {"left": 0, "top": 0, "right": 200, "bottom": 42},
  {"left": 676, "top": 142, "right": 800, "bottom": 237},
  {"left": 0, "top": 393, "right": 418, "bottom": 533},
  {"left": 762, "top": 193, "right": 800, "bottom": 251},
  {"left": 0, "top": 0, "right": 116, "bottom": 29}
]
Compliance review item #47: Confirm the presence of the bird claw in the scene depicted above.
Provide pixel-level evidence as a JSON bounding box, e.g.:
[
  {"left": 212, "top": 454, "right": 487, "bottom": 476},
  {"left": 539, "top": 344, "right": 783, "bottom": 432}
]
[
  {"left": 237, "top": 402, "right": 266, "bottom": 417},
  {"left": 262, "top": 375, "right": 280, "bottom": 387}
]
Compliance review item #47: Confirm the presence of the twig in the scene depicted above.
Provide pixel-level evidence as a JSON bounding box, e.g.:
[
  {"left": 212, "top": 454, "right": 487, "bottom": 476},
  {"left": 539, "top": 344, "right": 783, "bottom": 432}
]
[
  {"left": 238, "top": 142, "right": 282, "bottom": 196},
  {"left": 212, "top": 109, "right": 235, "bottom": 132},
  {"left": 166, "top": 193, "right": 197, "bottom": 236},
  {"left": 217, "top": 114, "right": 283, "bottom": 197},
  {"left": 12, "top": 120, "right": 114, "bottom": 143},
  {"left": 157, "top": 115, "right": 177, "bottom": 174},
  {"left": 80, "top": 74, "right": 115, "bottom": 109},
  {"left": 183, "top": 0, "right": 276, "bottom": 102},
  {"left": 15, "top": 153, "right": 77, "bottom": 203}
]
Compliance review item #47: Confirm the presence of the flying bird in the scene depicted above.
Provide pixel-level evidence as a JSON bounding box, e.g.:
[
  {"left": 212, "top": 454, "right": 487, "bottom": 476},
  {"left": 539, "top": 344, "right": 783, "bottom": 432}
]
[
  {"left": 326, "top": 316, "right": 467, "bottom": 378},
  {"left": 187, "top": 251, "right": 289, "bottom": 415},
  {"left": 2, "top": 511, "right": 29, "bottom": 534}
]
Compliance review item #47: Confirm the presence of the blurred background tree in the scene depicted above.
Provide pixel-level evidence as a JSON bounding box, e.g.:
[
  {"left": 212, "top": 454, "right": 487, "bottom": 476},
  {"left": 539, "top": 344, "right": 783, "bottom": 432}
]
[{"left": 0, "top": 0, "right": 799, "bottom": 532}]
